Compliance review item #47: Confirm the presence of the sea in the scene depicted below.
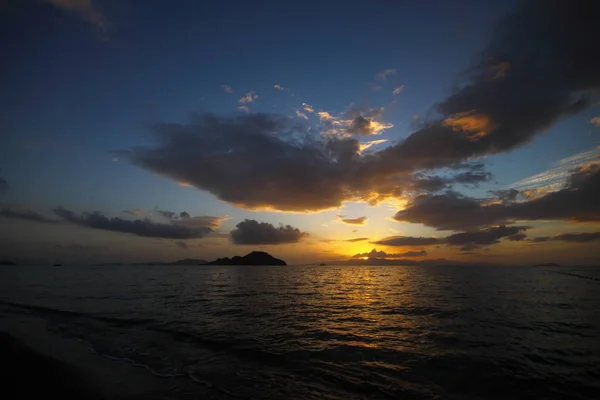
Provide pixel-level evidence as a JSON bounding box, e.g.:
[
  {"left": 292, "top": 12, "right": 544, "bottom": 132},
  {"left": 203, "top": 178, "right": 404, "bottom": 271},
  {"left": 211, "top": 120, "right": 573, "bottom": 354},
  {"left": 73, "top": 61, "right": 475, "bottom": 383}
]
[{"left": 0, "top": 264, "right": 599, "bottom": 399}]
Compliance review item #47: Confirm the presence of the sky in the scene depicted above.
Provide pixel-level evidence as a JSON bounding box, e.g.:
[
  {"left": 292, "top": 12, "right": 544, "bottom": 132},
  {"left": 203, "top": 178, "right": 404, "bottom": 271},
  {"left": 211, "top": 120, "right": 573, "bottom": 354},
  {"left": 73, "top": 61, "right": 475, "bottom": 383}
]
[{"left": 1, "top": 0, "right": 599, "bottom": 265}]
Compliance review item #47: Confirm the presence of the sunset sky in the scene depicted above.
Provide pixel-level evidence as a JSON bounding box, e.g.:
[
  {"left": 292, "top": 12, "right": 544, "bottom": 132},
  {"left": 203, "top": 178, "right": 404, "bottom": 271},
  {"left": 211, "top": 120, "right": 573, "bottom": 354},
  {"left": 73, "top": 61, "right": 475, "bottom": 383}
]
[{"left": 1, "top": 0, "right": 599, "bottom": 265}]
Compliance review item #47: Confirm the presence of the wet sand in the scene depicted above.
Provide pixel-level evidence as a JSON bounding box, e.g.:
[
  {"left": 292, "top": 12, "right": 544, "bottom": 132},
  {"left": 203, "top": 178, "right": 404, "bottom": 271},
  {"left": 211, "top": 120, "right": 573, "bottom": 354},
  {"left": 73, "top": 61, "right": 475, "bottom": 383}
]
[{"left": 0, "top": 315, "right": 179, "bottom": 400}]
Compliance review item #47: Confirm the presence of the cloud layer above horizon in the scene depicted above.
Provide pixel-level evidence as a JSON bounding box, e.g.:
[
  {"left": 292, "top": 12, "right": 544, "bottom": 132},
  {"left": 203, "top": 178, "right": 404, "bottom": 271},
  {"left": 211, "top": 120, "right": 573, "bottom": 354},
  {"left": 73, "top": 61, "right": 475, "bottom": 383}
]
[{"left": 123, "top": 0, "right": 600, "bottom": 217}]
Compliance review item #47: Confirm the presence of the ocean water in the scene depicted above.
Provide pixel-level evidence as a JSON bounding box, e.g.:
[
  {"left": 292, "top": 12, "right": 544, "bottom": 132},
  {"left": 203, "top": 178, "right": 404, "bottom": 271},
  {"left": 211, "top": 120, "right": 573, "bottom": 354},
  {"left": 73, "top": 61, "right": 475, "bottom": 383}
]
[{"left": 1, "top": 264, "right": 599, "bottom": 399}]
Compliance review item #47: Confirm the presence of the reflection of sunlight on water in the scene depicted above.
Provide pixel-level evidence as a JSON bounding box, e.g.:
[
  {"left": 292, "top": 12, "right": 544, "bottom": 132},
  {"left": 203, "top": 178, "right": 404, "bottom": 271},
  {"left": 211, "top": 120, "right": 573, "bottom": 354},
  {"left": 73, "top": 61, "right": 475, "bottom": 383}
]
[{"left": 299, "top": 266, "right": 421, "bottom": 351}]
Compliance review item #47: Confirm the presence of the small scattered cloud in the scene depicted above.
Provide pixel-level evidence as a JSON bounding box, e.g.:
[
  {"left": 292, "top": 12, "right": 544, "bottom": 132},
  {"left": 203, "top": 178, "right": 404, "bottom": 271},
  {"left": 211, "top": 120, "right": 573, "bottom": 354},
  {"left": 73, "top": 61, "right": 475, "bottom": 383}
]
[
  {"left": 238, "top": 91, "right": 258, "bottom": 104},
  {"left": 376, "top": 69, "right": 396, "bottom": 80},
  {"left": 175, "top": 241, "right": 187, "bottom": 249},
  {"left": 274, "top": 84, "right": 285, "bottom": 90},
  {"left": 237, "top": 105, "right": 249, "bottom": 113},
  {"left": 230, "top": 219, "right": 307, "bottom": 245},
  {"left": 296, "top": 110, "right": 308, "bottom": 120},
  {"left": 590, "top": 117, "right": 600, "bottom": 127},
  {"left": 221, "top": 85, "right": 233, "bottom": 94},
  {"left": 317, "top": 111, "right": 335, "bottom": 121},
  {"left": 47, "top": 0, "right": 106, "bottom": 31},
  {"left": 345, "top": 237, "right": 369, "bottom": 242},
  {"left": 392, "top": 85, "right": 404, "bottom": 95},
  {"left": 353, "top": 249, "right": 427, "bottom": 258},
  {"left": 302, "top": 103, "right": 314, "bottom": 113},
  {"left": 339, "top": 216, "right": 367, "bottom": 225}
]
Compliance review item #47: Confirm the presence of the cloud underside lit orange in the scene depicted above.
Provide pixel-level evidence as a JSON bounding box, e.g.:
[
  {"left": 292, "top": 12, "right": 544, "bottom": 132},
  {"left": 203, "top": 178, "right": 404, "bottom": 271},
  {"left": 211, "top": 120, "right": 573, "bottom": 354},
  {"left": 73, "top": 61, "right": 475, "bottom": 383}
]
[{"left": 443, "top": 110, "right": 496, "bottom": 141}]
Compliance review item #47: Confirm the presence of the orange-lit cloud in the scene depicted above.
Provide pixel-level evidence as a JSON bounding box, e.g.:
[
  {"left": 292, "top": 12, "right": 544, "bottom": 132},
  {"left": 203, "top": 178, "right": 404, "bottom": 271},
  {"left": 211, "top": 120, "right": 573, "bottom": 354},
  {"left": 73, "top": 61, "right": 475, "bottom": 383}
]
[
  {"left": 296, "top": 110, "right": 308, "bottom": 120},
  {"left": 591, "top": 117, "right": 600, "bottom": 127},
  {"left": 238, "top": 92, "right": 258, "bottom": 104},
  {"left": 359, "top": 139, "right": 388, "bottom": 153},
  {"left": 221, "top": 85, "right": 233, "bottom": 94},
  {"left": 443, "top": 110, "right": 496, "bottom": 141},
  {"left": 302, "top": 103, "right": 314, "bottom": 113},
  {"left": 339, "top": 216, "right": 367, "bottom": 225}
]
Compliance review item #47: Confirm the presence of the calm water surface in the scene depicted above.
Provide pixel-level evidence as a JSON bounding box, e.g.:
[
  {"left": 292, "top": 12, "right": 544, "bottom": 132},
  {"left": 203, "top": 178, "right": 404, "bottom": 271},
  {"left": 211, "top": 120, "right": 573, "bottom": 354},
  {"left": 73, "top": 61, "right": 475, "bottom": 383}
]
[{"left": 1, "top": 265, "right": 599, "bottom": 399}]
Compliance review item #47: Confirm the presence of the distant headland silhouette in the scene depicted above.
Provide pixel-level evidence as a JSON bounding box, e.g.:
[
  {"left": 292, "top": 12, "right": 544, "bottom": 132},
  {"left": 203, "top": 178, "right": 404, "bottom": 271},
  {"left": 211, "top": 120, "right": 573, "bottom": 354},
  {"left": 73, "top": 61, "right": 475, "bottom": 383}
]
[{"left": 204, "top": 251, "right": 286, "bottom": 266}]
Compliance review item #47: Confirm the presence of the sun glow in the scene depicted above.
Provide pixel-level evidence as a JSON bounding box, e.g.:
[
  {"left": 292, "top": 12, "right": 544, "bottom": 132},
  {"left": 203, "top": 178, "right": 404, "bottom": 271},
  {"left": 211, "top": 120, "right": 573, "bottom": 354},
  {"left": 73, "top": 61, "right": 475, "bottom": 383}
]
[{"left": 362, "top": 257, "right": 369, "bottom": 260}]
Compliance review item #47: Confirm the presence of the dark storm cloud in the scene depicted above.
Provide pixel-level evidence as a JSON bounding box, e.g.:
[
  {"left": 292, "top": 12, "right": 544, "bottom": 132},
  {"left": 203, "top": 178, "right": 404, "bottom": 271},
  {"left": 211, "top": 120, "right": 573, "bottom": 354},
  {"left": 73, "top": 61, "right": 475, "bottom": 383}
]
[
  {"left": 156, "top": 209, "right": 226, "bottom": 230},
  {"left": 54, "top": 243, "right": 108, "bottom": 251},
  {"left": 553, "top": 232, "right": 600, "bottom": 243},
  {"left": 339, "top": 216, "right": 367, "bottom": 225},
  {"left": 531, "top": 232, "right": 600, "bottom": 243},
  {"left": 530, "top": 237, "right": 550, "bottom": 243},
  {"left": 396, "top": 164, "right": 600, "bottom": 230},
  {"left": 345, "top": 107, "right": 390, "bottom": 136},
  {"left": 408, "top": 168, "right": 492, "bottom": 192},
  {"left": 124, "top": 1, "right": 600, "bottom": 212},
  {"left": 53, "top": 207, "right": 215, "bottom": 239},
  {"left": 371, "top": 0, "right": 600, "bottom": 174},
  {"left": 507, "top": 233, "right": 527, "bottom": 241},
  {"left": 372, "top": 236, "right": 442, "bottom": 246},
  {"left": 229, "top": 219, "right": 307, "bottom": 245},
  {"left": 353, "top": 249, "right": 427, "bottom": 258},
  {"left": 489, "top": 189, "right": 520, "bottom": 204},
  {"left": 124, "top": 113, "right": 373, "bottom": 211},
  {"left": 0, "top": 207, "right": 58, "bottom": 224},
  {"left": 373, "top": 226, "right": 527, "bottom": 249},
  {"left": 408, "top": 175, "right": 449, "bottom": 192},
  {"left": 394, "top": 191, "right": 508, "bottom": 230},
  {"left": 444, "top": 226, "right": 528, "bottom": 246},
  {"left": 451, "top": 171, "right": 493, "bottom": 187}
]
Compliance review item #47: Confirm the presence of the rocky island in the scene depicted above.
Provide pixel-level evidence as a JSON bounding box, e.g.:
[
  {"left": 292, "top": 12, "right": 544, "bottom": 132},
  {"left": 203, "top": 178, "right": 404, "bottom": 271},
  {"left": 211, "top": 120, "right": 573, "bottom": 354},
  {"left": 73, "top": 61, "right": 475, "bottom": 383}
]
[{"left": 204, "top": 251, "right": 286, "bottom": 266}]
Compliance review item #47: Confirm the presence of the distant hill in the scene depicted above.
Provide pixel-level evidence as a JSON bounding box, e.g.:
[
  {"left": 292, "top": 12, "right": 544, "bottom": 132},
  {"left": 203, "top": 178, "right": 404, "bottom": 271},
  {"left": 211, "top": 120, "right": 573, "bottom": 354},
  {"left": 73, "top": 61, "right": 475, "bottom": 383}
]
[
  {"left": 204, "top": 251, "right": 286, "bottom": 266},
  {"left": 101, "top": 259, "right": 208, "bottom": 266},
  {"left": 171, "top": 258, "right": 208, "bottom": 265}
]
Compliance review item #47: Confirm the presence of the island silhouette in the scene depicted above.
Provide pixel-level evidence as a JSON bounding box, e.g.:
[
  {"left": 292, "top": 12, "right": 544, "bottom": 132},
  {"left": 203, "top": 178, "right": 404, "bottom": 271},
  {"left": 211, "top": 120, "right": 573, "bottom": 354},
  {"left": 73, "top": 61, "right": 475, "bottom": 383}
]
[{"left": 204, "top": 251, "right": 286, "bottom": 266}]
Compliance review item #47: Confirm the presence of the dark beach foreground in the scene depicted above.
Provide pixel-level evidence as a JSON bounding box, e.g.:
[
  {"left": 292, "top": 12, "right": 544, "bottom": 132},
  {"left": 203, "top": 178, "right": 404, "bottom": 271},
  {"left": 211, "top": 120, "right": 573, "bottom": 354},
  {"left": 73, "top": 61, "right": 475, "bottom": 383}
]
[
  {"left": 2, "top": 331, "right": 105, "bottom": 400},
  {"left": 0, "top": 315, "right": 198, "bottom": 400}
]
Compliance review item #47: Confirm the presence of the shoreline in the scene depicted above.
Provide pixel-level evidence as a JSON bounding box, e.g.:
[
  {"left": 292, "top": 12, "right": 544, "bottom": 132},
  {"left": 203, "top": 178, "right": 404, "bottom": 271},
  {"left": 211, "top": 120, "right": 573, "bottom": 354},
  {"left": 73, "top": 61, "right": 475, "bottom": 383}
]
[{"left": 0, "top": 314, "right": 190, "bottom": 399}]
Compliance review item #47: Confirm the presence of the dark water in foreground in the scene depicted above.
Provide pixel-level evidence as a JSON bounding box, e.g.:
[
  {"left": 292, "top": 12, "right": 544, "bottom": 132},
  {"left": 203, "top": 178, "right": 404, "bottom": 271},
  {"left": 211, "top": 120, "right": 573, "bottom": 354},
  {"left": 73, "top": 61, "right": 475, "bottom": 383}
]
[{"left": 1, "top": 265, "right": 599, "bottom": 399}]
